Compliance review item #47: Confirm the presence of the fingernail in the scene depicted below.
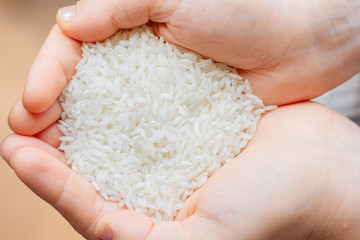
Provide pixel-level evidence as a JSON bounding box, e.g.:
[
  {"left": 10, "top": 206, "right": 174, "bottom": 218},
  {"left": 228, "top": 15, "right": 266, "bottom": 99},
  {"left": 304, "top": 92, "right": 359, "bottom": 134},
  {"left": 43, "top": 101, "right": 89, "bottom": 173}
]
[
  {"left": 59, "top": 5, "right": 76, "bottom": 22},
  {"left": 95, "top": 225, "right": 113, "bottom": 240}
]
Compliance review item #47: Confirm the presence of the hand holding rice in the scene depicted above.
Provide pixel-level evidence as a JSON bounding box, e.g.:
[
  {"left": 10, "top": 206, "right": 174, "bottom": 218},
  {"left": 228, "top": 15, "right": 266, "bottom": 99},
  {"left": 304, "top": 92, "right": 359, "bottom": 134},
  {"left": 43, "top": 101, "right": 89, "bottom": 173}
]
[{"left": 58, "top": 25, "right": 272, "bottom": 222}]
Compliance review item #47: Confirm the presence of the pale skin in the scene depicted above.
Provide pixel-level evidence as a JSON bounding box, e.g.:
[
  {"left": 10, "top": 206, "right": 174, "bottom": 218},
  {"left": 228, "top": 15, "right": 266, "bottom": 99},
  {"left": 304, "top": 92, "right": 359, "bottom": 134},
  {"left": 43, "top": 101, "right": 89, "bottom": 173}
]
[{"left": 1, "top": 0, "right": 360, "bottom": 239}]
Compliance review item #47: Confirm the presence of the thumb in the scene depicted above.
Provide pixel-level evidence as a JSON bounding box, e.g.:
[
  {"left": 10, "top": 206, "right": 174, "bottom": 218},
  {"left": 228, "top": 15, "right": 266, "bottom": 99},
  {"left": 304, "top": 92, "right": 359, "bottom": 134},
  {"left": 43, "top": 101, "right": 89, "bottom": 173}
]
[{"left": 56, "top": 0, "right": 180, "bottom": 42}]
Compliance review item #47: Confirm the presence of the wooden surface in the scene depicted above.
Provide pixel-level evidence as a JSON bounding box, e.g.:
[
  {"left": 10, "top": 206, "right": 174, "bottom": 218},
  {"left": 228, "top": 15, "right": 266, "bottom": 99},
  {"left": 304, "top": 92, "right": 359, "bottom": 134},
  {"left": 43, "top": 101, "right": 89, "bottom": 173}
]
[{"left": 0, "top": 0, "right": 83, "bottom": 239}]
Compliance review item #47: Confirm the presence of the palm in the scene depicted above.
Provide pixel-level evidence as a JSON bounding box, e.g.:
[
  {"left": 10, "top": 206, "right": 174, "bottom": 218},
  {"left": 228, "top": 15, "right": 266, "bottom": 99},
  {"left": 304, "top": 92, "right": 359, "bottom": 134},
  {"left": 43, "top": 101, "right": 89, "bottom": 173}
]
[
  {"left": 164, "top": 0, "right": 356, "bottom": 105},
  {"left": 3, "top": 102, "right": 359, "bottom": 239}
]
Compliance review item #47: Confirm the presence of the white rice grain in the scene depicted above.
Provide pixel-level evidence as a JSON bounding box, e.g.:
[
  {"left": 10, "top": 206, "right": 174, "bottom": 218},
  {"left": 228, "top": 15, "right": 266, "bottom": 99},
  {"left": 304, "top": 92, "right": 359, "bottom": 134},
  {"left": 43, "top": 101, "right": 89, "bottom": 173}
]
[{"left": 58, "top": 25, "right": 274, "bottom": 222}]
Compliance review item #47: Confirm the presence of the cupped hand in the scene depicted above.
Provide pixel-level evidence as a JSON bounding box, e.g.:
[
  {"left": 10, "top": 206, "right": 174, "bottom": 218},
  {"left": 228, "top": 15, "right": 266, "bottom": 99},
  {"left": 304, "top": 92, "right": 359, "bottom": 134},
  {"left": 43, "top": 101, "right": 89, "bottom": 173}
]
[
  {"left": 2, "top": 102, "right": 360, "bottom": 239},
  {"left": 13, "top": 0, "right": 360, "bottom": 136},
  {"left": 19, "top": 0, "right": 360, "bottom": 118}
]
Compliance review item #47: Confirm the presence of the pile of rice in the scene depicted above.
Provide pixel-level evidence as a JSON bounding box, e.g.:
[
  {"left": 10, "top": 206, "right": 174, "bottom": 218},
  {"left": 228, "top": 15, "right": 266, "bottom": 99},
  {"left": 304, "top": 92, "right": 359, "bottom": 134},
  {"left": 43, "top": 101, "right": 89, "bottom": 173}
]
[{"left": 58, "top": 25, "right": 271, "bottom": 222}]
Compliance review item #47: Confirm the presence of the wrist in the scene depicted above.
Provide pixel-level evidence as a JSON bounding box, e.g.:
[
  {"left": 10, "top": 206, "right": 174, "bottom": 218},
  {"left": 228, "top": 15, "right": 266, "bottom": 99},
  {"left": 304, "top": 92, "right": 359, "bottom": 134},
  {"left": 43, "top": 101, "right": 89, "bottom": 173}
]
[
  {"left": 269, "top": 107, "right": 360, "bottom": 239},
  {"left": 294, "top": 113, "right": 360, "bottom": 239},
  {"left": 319, "top": 115, "right": 360, "bottom": 239}
]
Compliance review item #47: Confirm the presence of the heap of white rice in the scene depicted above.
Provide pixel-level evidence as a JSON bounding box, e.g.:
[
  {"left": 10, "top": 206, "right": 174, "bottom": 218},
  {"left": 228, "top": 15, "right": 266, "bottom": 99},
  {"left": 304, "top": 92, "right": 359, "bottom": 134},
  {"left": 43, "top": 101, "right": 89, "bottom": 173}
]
[{"left": 58, "top": 25, "right": 270, "bottom": 222}]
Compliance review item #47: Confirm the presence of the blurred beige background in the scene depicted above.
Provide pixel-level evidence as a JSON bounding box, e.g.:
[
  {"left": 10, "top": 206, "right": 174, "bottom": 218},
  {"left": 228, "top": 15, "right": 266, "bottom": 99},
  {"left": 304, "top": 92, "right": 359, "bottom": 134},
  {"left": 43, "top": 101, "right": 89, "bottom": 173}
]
[{"left": 0, "top": 0, "right": 83, "bottom": 239}]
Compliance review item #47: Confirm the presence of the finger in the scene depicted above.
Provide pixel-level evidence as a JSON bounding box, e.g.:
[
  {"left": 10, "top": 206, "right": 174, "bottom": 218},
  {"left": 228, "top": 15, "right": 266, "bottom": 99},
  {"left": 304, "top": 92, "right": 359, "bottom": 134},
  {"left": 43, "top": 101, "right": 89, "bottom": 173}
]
[
  {"left": 23, "top": 25, "right": 82, "bottom": 113},
  {"left": 151, "top": 22, "right": 183, "bottom": 46},
  {"left": 0, "top": 134, "right": 66, "bottom": 166},
  {"left": 95, "top": 210, "right": 153, "bottom": 240},
  {"left": 56, "top": 0, "right": 181, "bottom": 42},
  {"left": 10, "top": 146, "right": 120, "bottom": 239},
  {"left": 8, "top": 98, "right": 62, "bottom": 135},
  {"left": 34, "top": 122, "right": 63, "bottom": 148}
]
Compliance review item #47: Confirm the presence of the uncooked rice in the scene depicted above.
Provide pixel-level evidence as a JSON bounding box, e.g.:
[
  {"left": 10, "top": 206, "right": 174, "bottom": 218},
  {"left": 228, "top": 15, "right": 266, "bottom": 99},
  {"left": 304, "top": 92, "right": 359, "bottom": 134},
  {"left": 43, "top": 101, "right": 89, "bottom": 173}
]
[{"left": 58, "top": 25, "right": 272, "bottom": 222}]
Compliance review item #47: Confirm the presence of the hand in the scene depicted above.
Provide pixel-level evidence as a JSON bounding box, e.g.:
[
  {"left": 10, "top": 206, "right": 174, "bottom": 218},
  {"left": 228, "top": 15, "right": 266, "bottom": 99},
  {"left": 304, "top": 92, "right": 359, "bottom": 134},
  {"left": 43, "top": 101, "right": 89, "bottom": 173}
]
[
  {"left": 2, "top": 102, "right": 360, "bottom": 239},
  {"left": 10, "top": 0, "right": 360, "bottom": 136},
  {"left": 19, "top": 0, "right": 360, "bottom": 119}
]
